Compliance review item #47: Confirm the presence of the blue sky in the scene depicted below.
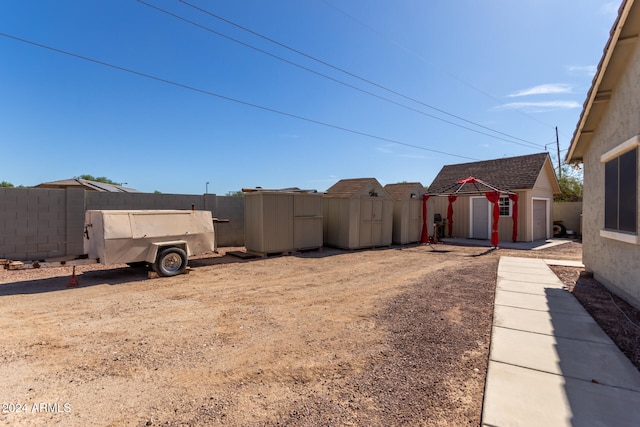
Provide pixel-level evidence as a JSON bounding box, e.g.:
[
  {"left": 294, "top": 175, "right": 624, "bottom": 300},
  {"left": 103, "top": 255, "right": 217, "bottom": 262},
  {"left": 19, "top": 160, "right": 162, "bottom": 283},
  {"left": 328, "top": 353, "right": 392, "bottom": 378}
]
[{"left": 1, "top": 0, "right": 620, "bottom": 194}]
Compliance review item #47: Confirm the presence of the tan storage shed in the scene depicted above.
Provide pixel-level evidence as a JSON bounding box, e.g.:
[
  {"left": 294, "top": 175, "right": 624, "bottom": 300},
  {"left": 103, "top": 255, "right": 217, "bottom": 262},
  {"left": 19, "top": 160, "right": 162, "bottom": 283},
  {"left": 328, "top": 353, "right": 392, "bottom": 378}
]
[
  {"left": 384, "top": 182, "right": 426, "bottom": 245},
  {"left": 323, "top": 178, "right": 393, "bottom": 249},
  {"left": 244, "top": 189, "right": 323, "bottom": 255}
]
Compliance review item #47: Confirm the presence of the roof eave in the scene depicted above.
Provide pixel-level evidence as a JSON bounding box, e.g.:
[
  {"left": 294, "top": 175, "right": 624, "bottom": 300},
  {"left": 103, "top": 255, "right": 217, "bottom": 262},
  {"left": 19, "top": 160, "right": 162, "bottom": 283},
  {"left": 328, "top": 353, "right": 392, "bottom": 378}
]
[{"left": 566, "top": 0, "right": 635, "bottom": 163}]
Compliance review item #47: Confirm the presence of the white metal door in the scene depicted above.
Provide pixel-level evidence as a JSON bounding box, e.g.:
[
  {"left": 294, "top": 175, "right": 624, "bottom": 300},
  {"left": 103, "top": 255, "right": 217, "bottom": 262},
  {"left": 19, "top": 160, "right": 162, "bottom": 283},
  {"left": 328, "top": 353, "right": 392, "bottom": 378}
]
[
  {"left": 533, "top": 199, "right": 547, "bottom": 241},
  {"left": 471, "top": 197, "right": 489, "bottom": 239},
  {"left": 409, "top": 199, "right": 422, "bottom": 241}
]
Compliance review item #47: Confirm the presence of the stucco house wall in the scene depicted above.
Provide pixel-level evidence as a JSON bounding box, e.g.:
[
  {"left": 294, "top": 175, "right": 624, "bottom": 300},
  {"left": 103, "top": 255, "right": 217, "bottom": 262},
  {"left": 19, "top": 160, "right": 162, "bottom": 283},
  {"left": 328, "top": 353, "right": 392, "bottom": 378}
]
[
  {"left": 580, "top": 36, "right": 640, "bottom": 308},
  {"left": 567, "top": 0, "right": 640, "bottom": 309}
]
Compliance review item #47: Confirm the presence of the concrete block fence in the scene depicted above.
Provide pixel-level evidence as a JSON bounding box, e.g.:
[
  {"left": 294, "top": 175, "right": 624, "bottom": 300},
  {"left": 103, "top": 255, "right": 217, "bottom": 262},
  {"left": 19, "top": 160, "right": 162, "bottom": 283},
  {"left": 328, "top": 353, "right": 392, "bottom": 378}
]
[
  {"left": 0, "top": 188, "right": 582, "bottom": 261},
  {"left": 552, "top": 201, "right": 583, "bottom": 237},
  {"left": 0, "top": 188, "right": 244, "bottom": 261}
]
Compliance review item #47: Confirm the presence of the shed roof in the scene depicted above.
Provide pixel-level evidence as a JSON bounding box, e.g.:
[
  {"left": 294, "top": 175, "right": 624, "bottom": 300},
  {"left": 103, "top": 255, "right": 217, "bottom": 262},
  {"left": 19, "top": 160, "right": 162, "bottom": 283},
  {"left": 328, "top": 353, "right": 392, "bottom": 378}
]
[
  {"left": 36, "top": 178, "right": 141, "bottom": 193},
  {"left": 384, "top": 182, "right": 425, "bottom": 201},
  {"left": 567, "top": 0, "right": 639, "bottom": 162},
  {"left": 428, "top": 153, "right": 552, "bottom": 193},
  {"left": 325, "top": 178, "right": 384, "bottom": 198}
]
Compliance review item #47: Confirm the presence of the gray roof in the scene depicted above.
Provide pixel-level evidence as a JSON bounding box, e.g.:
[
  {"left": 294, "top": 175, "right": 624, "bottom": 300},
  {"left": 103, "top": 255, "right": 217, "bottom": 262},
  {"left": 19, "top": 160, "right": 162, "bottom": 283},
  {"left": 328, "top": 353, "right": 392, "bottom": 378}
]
[
  {"left": 36, "top": 178, "right": 141, "bottom": 193},
  {"left": 384, "top": 182, "right": 425, "bottom": 200},
  {"left": 325, "top": 178, "right": 383, "bottom": 198},
  {"left": 428, "top": 153, "right": 551, "bottom": 193}
]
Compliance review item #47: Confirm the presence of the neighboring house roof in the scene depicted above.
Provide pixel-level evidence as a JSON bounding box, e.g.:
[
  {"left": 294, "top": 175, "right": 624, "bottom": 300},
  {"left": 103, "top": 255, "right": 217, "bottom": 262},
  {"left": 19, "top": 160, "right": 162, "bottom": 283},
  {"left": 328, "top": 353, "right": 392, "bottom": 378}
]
[
  {"left": 325, "top": 178, "right": 384, "bottom": 198},
  {"left": 428, "top": 152, "right": 556, "bottom": 193},
  {"left": 384, "top": 182, "right": 425, "bottom": 201},
  {"left": 567, "top": 0, "right": 638, "bottom": 162},
  {"left": 35, "top": 178, "right": 141, "bottom": 193}
]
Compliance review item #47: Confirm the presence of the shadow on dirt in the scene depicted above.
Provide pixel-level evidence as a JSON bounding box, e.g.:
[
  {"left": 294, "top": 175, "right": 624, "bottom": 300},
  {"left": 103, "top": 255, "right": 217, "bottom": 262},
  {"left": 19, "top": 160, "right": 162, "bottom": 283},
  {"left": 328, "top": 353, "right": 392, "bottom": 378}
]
[
  {"left": 469, "top": 247, "right": 500, "bottom": 257},
  {"left": 1, "top": 251, "right": 256, "bottom": 296},
  {"left": 0, "top": 243, "right": 479, "bottom": 296},
  {"left": 0, "top": 266, "right": 150, "bottom": 296}
]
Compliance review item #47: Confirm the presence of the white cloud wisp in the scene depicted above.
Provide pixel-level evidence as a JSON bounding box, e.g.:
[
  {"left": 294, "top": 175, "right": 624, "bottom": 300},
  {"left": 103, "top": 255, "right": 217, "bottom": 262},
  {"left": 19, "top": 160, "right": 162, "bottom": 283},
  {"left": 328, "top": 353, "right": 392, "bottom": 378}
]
[
  {"left": 494, "top": 100, "right": 581, "bottom": 113},
  {"left": 508, "top": 84, "right": 573, "bottom": 97}
]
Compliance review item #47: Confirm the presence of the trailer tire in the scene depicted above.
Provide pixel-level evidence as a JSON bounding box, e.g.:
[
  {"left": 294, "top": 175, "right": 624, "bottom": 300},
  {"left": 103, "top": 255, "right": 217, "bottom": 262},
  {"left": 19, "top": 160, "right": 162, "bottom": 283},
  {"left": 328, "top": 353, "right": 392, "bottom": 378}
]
[
  {"left": 553, "top": 222, "right": 567, "bottom": 238},
  {"left": 155, "top": 247, "right": 187, "bottom": 277}
]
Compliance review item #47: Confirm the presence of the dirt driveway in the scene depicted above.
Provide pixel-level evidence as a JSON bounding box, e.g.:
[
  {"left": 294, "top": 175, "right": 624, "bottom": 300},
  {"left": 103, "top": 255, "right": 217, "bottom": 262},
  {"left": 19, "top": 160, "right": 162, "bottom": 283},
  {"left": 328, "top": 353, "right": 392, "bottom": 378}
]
[{"left": 0, "top": 242, "right": 581, "bottom": 426}]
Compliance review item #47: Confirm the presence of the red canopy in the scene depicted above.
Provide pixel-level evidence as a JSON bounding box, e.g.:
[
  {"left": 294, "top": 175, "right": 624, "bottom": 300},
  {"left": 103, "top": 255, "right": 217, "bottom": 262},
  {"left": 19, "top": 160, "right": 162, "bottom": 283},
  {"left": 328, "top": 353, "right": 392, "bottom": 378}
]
[
  {"left": 447, "top": 194, "right": 457, "bottom": 237},
  {"left": 427, "top": 176, "right": 518, "bottom": 245},
  {"left": 456, "top": 176, "right": 479, "bottom": 185},
  {"left": 509, "top": 193, "right": 519, "bottom": 242},
  {"left": 485, "top": 191, "right": 500, "bottom": 247},
  {"left": 420, "top": 194, "right": 431, "bottom": 243}
]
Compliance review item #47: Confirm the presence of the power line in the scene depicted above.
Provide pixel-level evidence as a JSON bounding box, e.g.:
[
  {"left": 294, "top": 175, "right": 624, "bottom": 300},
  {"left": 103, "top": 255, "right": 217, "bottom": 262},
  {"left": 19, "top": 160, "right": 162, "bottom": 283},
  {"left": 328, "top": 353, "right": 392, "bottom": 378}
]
[
  {"left": 320, "top": 0, "right": 559, "bottom": 133},
  {"left": 137, "top": 0, "right": 540, "bottom": 150},
  {"left": 175, "top": 0, "right": 546, "bottom": 150},
  {"left": 0, "top": 31, "right": 480, "bottom": 161}
]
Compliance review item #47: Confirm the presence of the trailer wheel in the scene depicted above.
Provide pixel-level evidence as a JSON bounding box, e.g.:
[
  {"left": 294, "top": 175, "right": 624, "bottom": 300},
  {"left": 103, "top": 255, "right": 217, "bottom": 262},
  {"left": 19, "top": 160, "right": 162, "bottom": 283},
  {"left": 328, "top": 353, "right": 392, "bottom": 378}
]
[
  {"left": 155, "top": 247, "right": 187, "bottom": 277},
  {"left": 553, "top": 222, "right": 567, "bottom": 238}
]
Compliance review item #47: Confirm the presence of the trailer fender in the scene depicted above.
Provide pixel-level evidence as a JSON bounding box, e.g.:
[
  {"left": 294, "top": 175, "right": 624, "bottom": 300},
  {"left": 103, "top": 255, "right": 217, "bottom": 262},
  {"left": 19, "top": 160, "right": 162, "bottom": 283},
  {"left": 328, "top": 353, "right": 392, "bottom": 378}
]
[{"left": 145, "top": 241, "right": 189, "bottom": 264}]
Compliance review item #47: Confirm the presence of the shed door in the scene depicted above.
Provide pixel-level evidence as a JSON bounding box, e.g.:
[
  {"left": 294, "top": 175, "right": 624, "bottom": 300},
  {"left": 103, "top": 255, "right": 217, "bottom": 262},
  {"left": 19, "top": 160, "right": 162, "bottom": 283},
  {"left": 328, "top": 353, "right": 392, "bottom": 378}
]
[
  {"left": 533, "top": 200, "right": 547, "bottom": 240},
  {"left": 409, "top": 199, "right": 422, "bottom": 241},
  {"left": 360, "top": 198, "right": 384, "bottom": 246},
  {"left": 471, "top": 198, "right": 489, "bottom": 239}
]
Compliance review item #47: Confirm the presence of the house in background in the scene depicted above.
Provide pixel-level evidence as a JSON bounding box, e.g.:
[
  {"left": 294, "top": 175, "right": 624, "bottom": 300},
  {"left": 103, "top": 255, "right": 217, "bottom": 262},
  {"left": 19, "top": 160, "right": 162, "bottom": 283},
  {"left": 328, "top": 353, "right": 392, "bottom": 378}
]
[
  {"left": 35, "top": 178, "right": 140, "bottom": 193},
  {"left": 566, "top": 0, "right": 640, "bottom": 308},
  {"left": 428, "top": 152, "right": 560, "bottom": 242}
]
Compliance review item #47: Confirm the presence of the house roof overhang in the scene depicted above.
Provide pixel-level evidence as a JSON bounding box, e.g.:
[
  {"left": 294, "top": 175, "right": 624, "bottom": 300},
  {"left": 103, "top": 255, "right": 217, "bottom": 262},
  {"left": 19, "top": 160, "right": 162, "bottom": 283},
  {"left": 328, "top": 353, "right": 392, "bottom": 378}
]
[{"left": 566, "top": 0, "right": 640, "bottom": 163}]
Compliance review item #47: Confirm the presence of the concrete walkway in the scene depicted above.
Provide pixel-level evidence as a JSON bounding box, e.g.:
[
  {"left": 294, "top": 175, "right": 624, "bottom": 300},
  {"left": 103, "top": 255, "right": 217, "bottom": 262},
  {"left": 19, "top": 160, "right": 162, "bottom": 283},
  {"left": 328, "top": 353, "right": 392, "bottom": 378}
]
[
  {"left": 482, "top": 256, "right": 640, "bottom": 426},
  {"left": 440, "top": 237, "right": 576, "bottom": 251}
]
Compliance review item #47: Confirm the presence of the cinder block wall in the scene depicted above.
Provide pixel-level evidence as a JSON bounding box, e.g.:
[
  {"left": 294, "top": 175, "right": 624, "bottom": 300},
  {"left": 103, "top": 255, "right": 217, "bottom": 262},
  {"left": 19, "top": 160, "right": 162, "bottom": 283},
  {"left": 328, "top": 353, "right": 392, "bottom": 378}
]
[
  {"left": 214, "top": 196, "right": 244, "bottom": 247},
  {"left": 86, "top": 192, "right": 212, "bottom": 211},
  {"left": 0, "top": 188, "right": 245, "bottom": 261},
  {"left": 0, "top": 188, "right": 69, "bottom": 260}
]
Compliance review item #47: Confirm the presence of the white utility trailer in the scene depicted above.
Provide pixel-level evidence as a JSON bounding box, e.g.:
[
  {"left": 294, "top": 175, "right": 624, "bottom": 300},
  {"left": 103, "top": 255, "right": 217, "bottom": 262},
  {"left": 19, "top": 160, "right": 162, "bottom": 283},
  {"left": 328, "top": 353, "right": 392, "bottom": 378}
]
[{"left": 83, "top": 210, "right": 216, "bottom": 276}]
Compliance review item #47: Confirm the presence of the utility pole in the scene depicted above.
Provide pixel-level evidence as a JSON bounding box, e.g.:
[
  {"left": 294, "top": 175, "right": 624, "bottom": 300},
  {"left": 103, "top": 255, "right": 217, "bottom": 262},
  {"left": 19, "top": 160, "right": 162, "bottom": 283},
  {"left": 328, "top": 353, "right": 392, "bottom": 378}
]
[{"left": 556, "top": 127, "right": 562, "bottom": 179}]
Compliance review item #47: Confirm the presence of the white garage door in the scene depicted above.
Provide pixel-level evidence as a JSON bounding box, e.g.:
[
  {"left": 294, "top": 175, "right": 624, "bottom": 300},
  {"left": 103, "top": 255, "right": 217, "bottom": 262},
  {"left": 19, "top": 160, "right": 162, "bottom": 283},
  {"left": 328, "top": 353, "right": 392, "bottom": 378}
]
[
  {"left": 532, "top": 200, "right": 547, "bottom": 241},
  {"left": 472, "top": 198, "right": 489, "bottom": 239}
]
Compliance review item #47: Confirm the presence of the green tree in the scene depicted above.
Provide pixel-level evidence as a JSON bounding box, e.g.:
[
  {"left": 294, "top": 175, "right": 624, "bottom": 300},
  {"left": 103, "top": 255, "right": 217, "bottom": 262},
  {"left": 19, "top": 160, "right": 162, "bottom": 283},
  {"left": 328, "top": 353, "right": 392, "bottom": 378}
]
[
  {"left": 0, "top": 181, "right": 14, "bottom": 188},
  {"left": 225, "top": 190, "right": 244, "bottom": 197},
  {"left": 554, "top": 164, "right": 583, "bottom": 202}
]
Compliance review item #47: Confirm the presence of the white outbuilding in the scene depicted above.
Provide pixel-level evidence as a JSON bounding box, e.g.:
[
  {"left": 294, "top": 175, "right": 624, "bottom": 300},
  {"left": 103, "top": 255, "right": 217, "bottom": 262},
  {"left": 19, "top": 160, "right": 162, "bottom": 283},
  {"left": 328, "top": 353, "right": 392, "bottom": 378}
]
[
  {"left": 384, "top": 182, "right": 427, "bottom": 245},
  {"left": 244, "top": 188, "right": 323, "bottom": 255},
  {"left": 323, "top": 178, "right": 393, "bottom": 249}
]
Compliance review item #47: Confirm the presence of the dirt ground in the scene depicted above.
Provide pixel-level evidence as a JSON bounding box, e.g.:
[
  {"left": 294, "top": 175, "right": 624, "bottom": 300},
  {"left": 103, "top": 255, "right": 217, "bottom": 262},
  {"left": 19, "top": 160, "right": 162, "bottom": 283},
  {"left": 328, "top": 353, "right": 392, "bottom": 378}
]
[{"left": 0, "top": 241, "right": 582, "bottom": 426}]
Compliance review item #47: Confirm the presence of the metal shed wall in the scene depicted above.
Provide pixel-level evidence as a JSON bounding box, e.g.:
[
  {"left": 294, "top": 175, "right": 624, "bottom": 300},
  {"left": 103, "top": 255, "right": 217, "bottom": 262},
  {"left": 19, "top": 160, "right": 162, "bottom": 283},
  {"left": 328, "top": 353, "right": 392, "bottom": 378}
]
[
  {"left": 244, "top": 191, "right": 322, "bottom": 254},
  {"left": 385, "top": 183, "right": 426, "bottom": 244},
  {"left": 293, "top": 193, "right": 323, "bottom": 250},
  {"left": 323, "top": 180, "right": 393, "bottom": 249}
]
